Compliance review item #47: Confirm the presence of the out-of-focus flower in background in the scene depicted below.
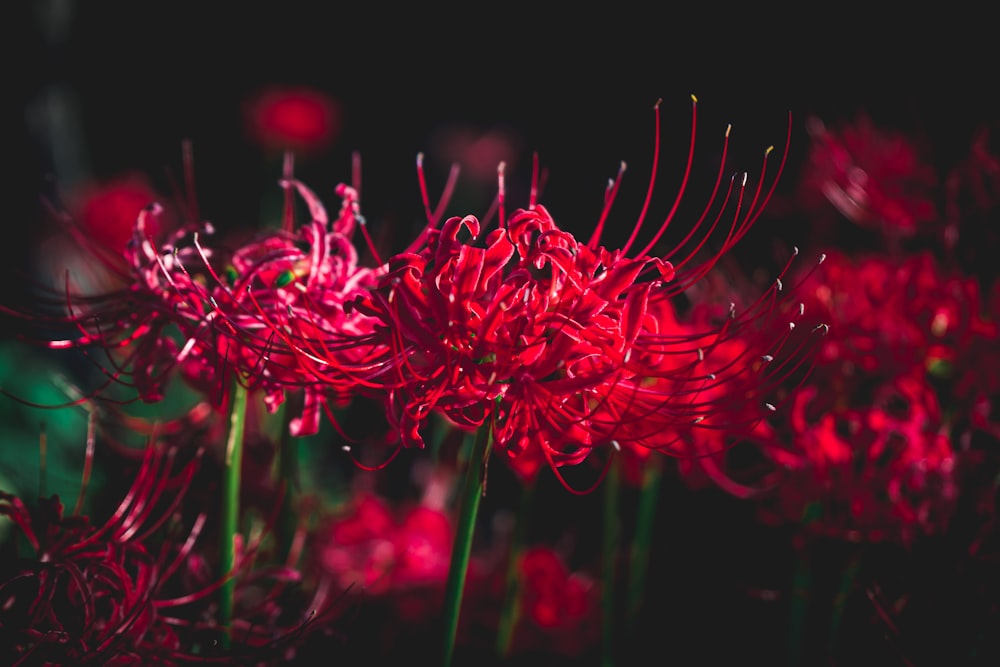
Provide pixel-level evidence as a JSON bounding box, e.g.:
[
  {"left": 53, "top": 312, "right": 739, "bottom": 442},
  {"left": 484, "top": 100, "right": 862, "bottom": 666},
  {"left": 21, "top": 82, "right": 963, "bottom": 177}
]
[
  {"left": 797, "top": 114, "right": 939, "bottom": 243},
  {"left": 243, "top": 86, "right": 343, "bottom": 157},
  {"left": 72, "top": 173, "right": 175, "bottom": 255},
  {"left": 317, "top": 491, "right": 453, "bottom": 599}
]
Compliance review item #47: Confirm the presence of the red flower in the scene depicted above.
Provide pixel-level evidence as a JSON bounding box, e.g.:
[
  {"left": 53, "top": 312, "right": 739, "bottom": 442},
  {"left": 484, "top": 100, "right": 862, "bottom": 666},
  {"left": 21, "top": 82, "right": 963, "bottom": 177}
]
[
  {"left": 200, "top": 175, "right": 383, "bottom": 436},
  {"left": 684, "top": 249, "right": 970, "bottom": 536},
  {"left": 74, "top": 174, "right": 175, "bottom": 255},
  {"left": 243, "top": 86, "right": 342, "bottom": 156},
  {"left": 518, "top": 547, "right": 595, "bottom": 631},
  {"left": 317, "top": 491, "right": 455, "bottom": 620},
  {"left": 797, "top": 113, "right": 938, "bottom": 239},
  {"left": 6, "top": 158, "right": 382, "bottom": 438},
  {"left": 760, "top": 377, "right": 958, "bottom": 543},
  {"left": 0, "top": 444, "right": 330, "bottom": 664},
  {"left": 509, "top": 546, "right": 598, "bottom": 656},
  {"left": 345, "top": 99, "right": 819, "bottom": 485}
]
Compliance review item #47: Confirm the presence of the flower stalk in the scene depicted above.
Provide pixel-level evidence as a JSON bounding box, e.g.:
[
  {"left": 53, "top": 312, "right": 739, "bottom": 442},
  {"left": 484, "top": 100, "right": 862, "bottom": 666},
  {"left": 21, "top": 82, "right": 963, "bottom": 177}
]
[
  {"left": 602, "top": 453, "right": 622, "bottom": 667},
  {"left": 828, "top": 545, "right": 864, "bottom": 654},
  {"left": 276, "top": 393, "right": 302, "bottom": 565},
  {"left": 786, "top": 540, "right": 811, "bottom": 667},
  {"left": 496, "top": 480, "right": 536, "bottom": 657},
  {"left": 220, "top": 378, "right": 248, "bottom": 649},
  {"left": 443, "top": 422, "right": 493, "bottom": 667},
  {"left": 626, "top": 454, "right": 664, "bottom": 632}
]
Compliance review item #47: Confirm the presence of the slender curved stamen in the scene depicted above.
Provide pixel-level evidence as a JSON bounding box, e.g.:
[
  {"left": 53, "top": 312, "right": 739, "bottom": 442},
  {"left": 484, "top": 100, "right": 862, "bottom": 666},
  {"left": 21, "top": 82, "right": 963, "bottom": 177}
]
[{"left": 589, "top": 161, "right": 627, "bottom": 250}]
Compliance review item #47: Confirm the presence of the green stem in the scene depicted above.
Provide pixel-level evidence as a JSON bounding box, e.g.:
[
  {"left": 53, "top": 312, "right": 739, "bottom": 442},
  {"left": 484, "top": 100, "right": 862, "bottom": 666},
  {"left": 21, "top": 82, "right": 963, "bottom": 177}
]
[
  {"left": 786, "top": 538, "right": 811, "bottom": 667},
  {"left": 38, "top": 422, "right": 47, "bottom": 499},
  {"left": 828, "top": 545, "right": 864, "bottom": 654},
  {"left": 220, "top": 381, "right": 248, "bottom": 650},
  {"left": 602, "top": 454, "right": 622, "bottom": 667},
  {"left": 276, "top": 397, "right": 300, "bottom": 565},
  {"left": 442, "top": 423, "right": 492, "bottom": 667},
  {"left": 496, "top": 480, "right": 535, "bottom": 657},
  {"left": 625, "top": 455, "right": 663, "bottom": 633}
]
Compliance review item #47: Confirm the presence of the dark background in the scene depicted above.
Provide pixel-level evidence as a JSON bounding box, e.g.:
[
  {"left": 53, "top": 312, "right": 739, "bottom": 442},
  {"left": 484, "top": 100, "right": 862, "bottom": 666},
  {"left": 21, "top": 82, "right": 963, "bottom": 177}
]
[{"left": 9, "top": 4, "right": 996, "bottom": 247}]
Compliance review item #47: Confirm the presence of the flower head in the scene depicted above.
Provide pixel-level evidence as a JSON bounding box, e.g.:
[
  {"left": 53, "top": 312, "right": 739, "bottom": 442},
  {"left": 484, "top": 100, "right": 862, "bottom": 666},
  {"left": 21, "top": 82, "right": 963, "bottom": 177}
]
[
  {"left": 343, "top": 98, "right": 822, "bottom": 486},
  {"left": 687, "top": 250, "right": 965, "bottom": 541},
  {"left": 765, "top": 376, "right": 958, "bottom": 543},
  {"left": 316, "top": 491, "right": 454, "bottom": 621},
  {"left": 797, "top": 113, "right": 938, "bottom": 240},
  {"left": 243, "top": 86, "right": 342, "bottom": 156},
  {"left": 5, "top": 155, "right": 382, "bottom": 439}
]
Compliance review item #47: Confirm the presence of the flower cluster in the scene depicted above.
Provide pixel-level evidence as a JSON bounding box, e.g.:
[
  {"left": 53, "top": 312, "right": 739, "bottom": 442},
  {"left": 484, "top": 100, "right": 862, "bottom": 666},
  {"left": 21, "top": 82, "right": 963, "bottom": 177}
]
[
  {"left": 3, "top": 95, "right": 834, "bottom": 663},
  {"left": 0, "top": 443, "right": 332, "bottom": 665},
  {"left": 317, "top": 490, "right": 453, "bottom": 609},
  {"left": 681, "top": 113, "right": 1000, "bottom": 549},
  {"left": 9, "top": 99, "right": 820, "bottom": 486}
]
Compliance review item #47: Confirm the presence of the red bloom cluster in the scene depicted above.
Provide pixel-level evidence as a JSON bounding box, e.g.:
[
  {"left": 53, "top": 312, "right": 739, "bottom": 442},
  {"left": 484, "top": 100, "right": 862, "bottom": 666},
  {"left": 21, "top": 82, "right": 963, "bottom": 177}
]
[
  {"left": 674, "top": 106, "right": 1000, "bottom": 548},
  {"left": 7, "top": 160, "right": 381, "bottom": 438},
  {"left": 316, "top": 491, "right": 454, "bottom": 620},
  {"left": 74, "top": 173, "right": 176, "bottom": 256},
  {"left": 11, "top": 99, "right": 824, "bottom": 487},
  {"left": 797, "top": 113, "right": 938, "bottom": 239},
  {"left": 343, "top": 100, "right": 822, "bottom": 484},
  {"left": 0, "top": 445, "right": 327, "bottom": 664},
  {"left": 684, "top": 244, "right": 994, "bottom": 542},
  {"left": 511, "top": 546, "right": 599, "bottom": 655}
]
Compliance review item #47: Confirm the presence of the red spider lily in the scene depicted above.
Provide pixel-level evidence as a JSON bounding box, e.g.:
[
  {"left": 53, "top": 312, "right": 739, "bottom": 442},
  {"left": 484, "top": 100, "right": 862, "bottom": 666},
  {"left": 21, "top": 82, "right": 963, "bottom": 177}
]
[
  {"left": 792, "top": 250, "right": 995, "bottom": 390},
  {"left": 657, "top": 307, "right": 814, "bottom": 499},
  {"left": 797, "top": 113, "right": 938, "bottom": 240},
  {"left": 0, "top": 442, "right": 334, "bottom": 665},
  {"left": 4, "top": 155, "right": 384, "bottom": 439},
  {"left": 342, "top": 98, "right": 824, "bottom": 488},
  {"left": 243, "top": 86, "right": 342, "bottom": 156},
  {"left": 73, "top": 173, "right": 177, "bottom": 255},
  {"left": 760, "top": 377, "right": 958, "bottom": 544},
  {"left": 508, "top": 546, "right": 599, "bottom": 657},
  {"left": 684, "top": 250, "right": 970, "bottom": 539},
  {"left": 316, "top": 492, "right": 455, "bottom": 620},
  {"left": 193, "top": 170, "right": 384, "bottom": 436}
]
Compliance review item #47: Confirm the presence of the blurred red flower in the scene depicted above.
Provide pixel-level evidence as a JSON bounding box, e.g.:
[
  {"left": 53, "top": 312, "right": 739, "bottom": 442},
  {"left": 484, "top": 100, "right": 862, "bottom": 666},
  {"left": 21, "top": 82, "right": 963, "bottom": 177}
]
[
  {"left": 244, "top": 86, "right": 342, "bottom": 156},
  {"left": 798, "top": 114, "right": 938, "bottom": 240},
  {"left": 318, "top": 492, "right": 453, "bottom": 601}
]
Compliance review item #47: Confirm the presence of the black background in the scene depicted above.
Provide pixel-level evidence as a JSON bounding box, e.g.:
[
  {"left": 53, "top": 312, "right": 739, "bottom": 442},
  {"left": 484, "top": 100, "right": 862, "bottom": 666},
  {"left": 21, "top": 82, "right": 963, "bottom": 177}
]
[{"left": 10, "top": 4, "right": 997, "bottom": 245}]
